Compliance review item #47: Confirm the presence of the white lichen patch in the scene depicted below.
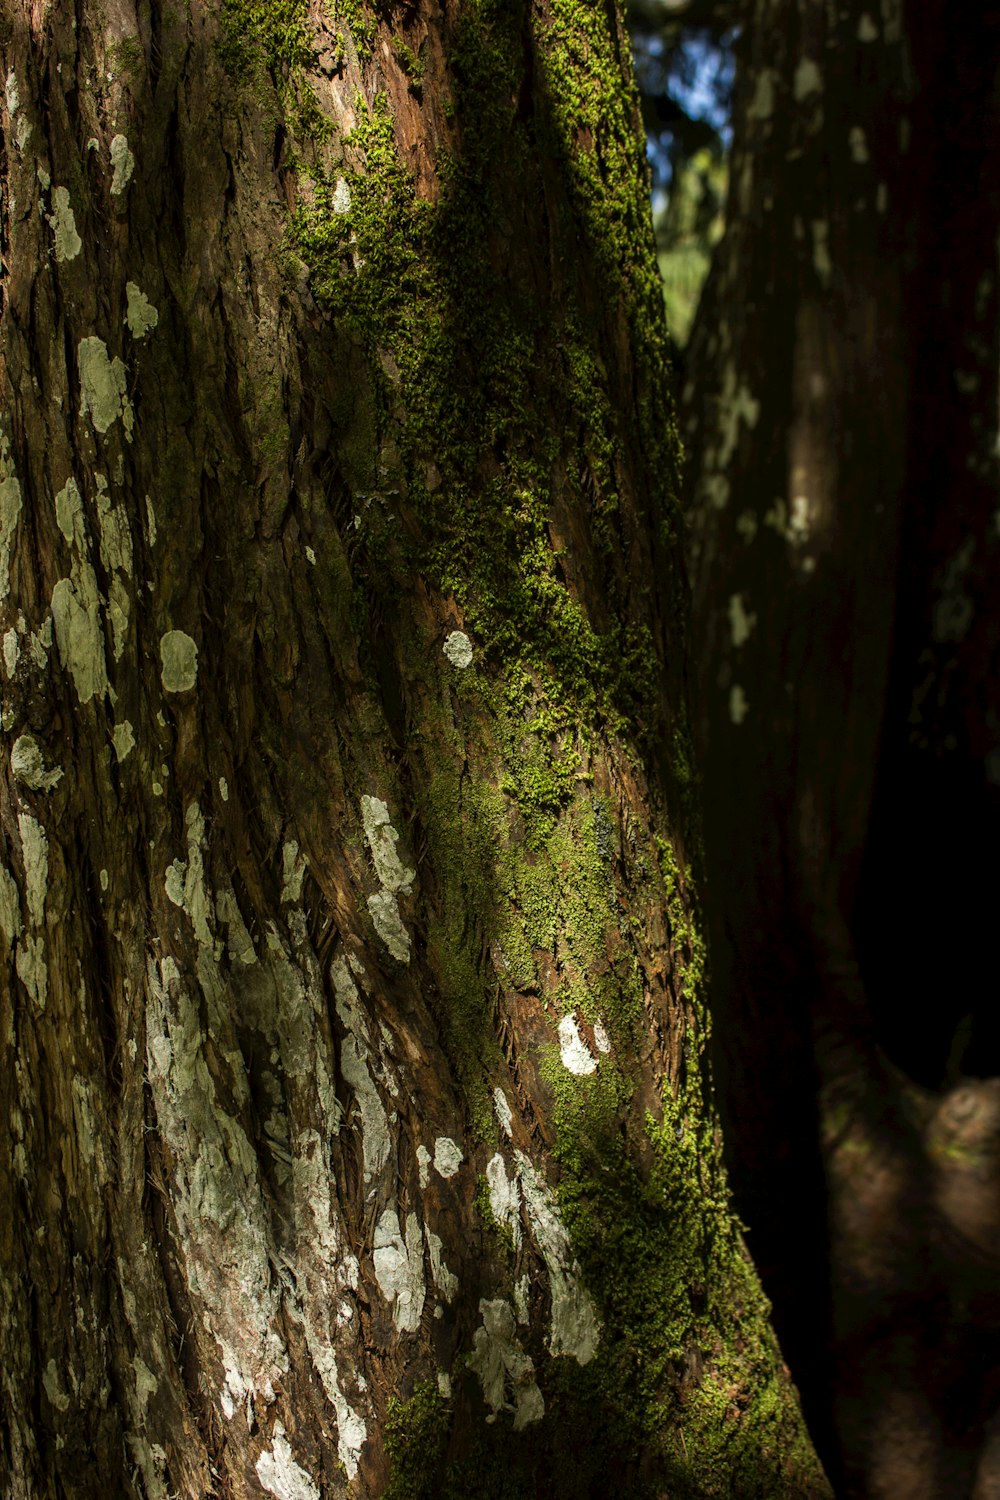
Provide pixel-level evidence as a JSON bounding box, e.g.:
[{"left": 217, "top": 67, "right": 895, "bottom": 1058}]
[
  {"left": 714, "top": 365, "right": 761, "bottom": 477},
  {"left": 18, "top": 812, "right": 47, "bottom": 928},
  {"left": 0, "top": 863, "right": 22, "bottom": 947},
  {"left": 416, "top": 1143, "right": 432, "bottom": 1188},
  {"left": 736, "top": 509, "right": 759, "bottom": 544},
  {"left": 160, "top": 629, "right": 197, "bottom": 693},
  {"left": 11, "top": 735, "right": 63, "bottom": 791},
  {"left": 0, "top": 429, "right": 23, "bottom": 599},
  {"left": 145, "top": 495, "right": 157, "bottom": 546},
  {"left": 163, "top": 803, "right": 212, "bottom": 948},
  {"left": 764, "top": 494, "right": 811, "bottom": 547},
  {"left": 515, "top": 1151, "right": 600, "bottom": 1364},
  {"left": 746, "top": 69, "right": 775, "bottom": 122},
  {"left": 48, "top": 186, "right": 82, "bottom": 262},
  {"left": 729, "top": 685, "right": 749, "bottom": 725},
  {"left": 728, "top": 593, "right": 756, "bottom": 648},
  {"left": 133, "top": 1356, "right": 158, "bottom": 1414},
  {"left": 125, "top": 281, "right": 158, "bottom": 339},
  {"left": 486, "top": 1153, "right": 522, "bottom": 1248},
  {"left": 3, "top": 628, "right": 18, "bottom": 677},
  {"left": 28, "top": 617, "right": 52, "bottom": 671},
  {"left": 494, "top": 1087, "right": 513, "bottom": 1137},
  {"left": 145, "top": 954, "right": 287, "bottom": 1421},
  {"left": 593, "top": 1019, "right": 611, "bottom": 1054},
  {"left": 433, "top": 1136, "right": 463, "bottom": 1178},
  {"left": 373, "top": 1209, "right": 425, "bottom": 1333},
  {"left": 332, "top": 957, "right": 391, "bottom": 1182},
  {"left": 255, "top": 1424, "right": 320, "bottom": 1500},
  {"left": 514, "top": 1274, "right": 531, "bottom": 1325},
  {"left": 216, "top": 887, "right": 257, "bottom": 968},
  {"left": 96, "top": 475, "right": 134, "bottom": 577},
  {"left": 71, "top": 1074, "right": 99, "bottom": 1166},
  {"left": 15, "top": 813, "right": 48, "bottom": 1007},
  {"left": 443, "top": 630, "right": 473, "bottom": 668},
  {"left": 468, "top": 1299, "right": 545, "bottom": 1430},
  {"left": 112, "top": 720, "right": 136, "bottom": 762},
  {"left": 557, "top": 1012, "right": 597, "bottom": 1076},
  {"left": 425, "top": 1227, "right": 459, "bottom": 1301},
  {"left": 811, "top": 220, "right": 832, "bottom": 286},
  {"left": 332, "top": 178, "right": 352, "bottom": 214},
  {"left": 933, "top": 538, "right": 975, "bottom": 643},
  {"left": 42, "top": 1360, "right": 71, "bottom": 1414},
  {"left": 793, "top": 56, "right": 823, "bottom": 101},
  {"left": 219, "top": 776, "right": 229, "bottom": 801},
  {"left": 5, "top": 71, "right": 19, "bottom": 115},
  {"left": 280, "top": 838, "right": 307, "bottom": 903},
  {"left": 109, "top": 134, "right": 135, "bottom": 195},
  {"left": 360, "top": 796, "right": 414, "bottom": 892},
  {"left": 366, "top": 889, "right": 410, "bottom": 962},
  {"left": 78, "top": 337, "right": 133, "bottom": 438},
  {"left": 55, "top": 476, "right": 83, "bottom": 545}
]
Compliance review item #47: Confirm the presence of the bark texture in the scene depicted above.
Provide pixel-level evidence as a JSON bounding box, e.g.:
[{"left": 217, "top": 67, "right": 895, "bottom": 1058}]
[
  {"left": 682, "top": 0, "right": 1000, "bottom": 1492},
  {"left": 0, "top": 1, "right": 826, "bottom": 1496}
]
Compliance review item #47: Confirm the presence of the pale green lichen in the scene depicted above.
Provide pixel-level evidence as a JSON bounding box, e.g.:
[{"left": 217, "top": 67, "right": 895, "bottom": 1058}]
[
  {"left": 442, "top": 630, "right": 473, "bottom": 668},
  {"left": 2, "top": 627, "right": 18, "bottom": 676},
  {"left": 0, "top": 428, "right": 23, "bottom": 599},
  {"left": 159, "top": 629, "right": 198, "bottom": 693},
  {"left": 48, "top": 186, "right": 82, "bottom": 262},
  {"left": 109, "top": 134, "right": 135, "bottom": 195},
  {"left": 0, "top": 863, "right": 22, "bottom": 946},
  {"left": 55, "top": 476, "right": 83, "bottom": 544},
  {"left": 78, "top": 337, "right": 133, "bottom": 438},
  {"left": 125, "top": 281, "right": 159, "bottom": 338},
  {"left": 51, "top": 568, "right": 109, "bottom": 704},
  {"left": 360, "top": 795, "right": 415, "bottom": 892},
  {"left": 112, "top": 720, "right": 136, "bottom": 762},
  {"left": 10, "top": 734, "right": 63, "bottom": 791}
]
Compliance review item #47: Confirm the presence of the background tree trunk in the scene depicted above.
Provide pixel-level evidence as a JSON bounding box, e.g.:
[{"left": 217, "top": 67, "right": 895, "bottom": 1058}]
[
  {"left": 0, "top": 1, "right": 828, "bottom": 1495},
  {"left": 681, "top": 0, "right": 1000, "bottom": 1492}
]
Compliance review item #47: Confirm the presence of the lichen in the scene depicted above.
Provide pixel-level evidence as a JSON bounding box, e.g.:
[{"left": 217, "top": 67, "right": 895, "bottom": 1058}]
[
  {"left": 125, "top": 281, "right": 159, "bottom": 339},
  {"left": 10, "top": 734, "right": 64, "bottom": 791},
  {"left": 78, "top": 337, "right": 133, "bottom": 438},
  {"left": 159, "top": 629, "right": 198, "bottom": 693},
  {"left": 109, "top": 134, "right": 135, "bottom": 195},
  {"left": 48, "top": 186, "right": 82, "bottom": 262},
  {"left": 0, "top": 427, "right": 23, "bottom": 598}
]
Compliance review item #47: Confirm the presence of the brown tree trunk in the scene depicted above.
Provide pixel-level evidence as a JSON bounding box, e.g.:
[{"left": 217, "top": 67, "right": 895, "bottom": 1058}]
[
  {"left": 0, "top": 1, "right": 827, "bottom": 1496},
  {"left": 682, "top": 0, "right": 1000, "bottom": 1492}
]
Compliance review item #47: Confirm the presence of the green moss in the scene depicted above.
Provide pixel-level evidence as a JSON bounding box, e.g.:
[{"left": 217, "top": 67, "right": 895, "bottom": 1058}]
[
  {"left": 330, "top": 0, "right": 376, "bottom": 63},
  {"left": 218, "top": 0, "right": 313, "bottom": 77},
  {"left": 384, "top": 1382, "right": 452, "bottom": 1500},
  {"left": 214, "top": 0, "right": 825, "bottom": 1489},
  {"left": 391, "top": 37, "right": 425, "bottom": 95}
]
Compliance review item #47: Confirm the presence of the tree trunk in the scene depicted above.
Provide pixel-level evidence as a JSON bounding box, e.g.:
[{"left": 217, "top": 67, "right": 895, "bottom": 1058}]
[
  {"left": 682, "top": 0, "right": 1000, "bottom": 1492},
  {"left": 0, "top": 1, "right": 827, "bottom": 1496}
]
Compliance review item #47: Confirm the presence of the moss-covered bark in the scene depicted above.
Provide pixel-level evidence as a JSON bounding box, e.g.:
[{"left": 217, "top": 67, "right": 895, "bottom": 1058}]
[{"left": 0, "top": 1, "right": 828, "bottom": 1495}]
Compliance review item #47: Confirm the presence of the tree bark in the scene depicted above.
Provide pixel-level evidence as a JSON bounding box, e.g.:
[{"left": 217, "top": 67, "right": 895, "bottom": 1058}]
[
  {"left": 682, "top": 0, "right": 1000, "bottom": 1492},
  {"left": 0, "top": 1, "right": 827, "bottom": 1496}
]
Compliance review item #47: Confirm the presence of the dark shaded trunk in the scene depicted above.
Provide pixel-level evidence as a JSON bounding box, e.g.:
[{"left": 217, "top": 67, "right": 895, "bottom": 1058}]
[{"left": 682, "top": 0, "right": 1000, "bottom": 1492}]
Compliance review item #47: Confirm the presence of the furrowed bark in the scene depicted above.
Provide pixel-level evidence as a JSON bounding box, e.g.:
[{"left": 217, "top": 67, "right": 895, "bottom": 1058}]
[{"left": 0, "top": 2, "right": 827, "bottom": 1495}]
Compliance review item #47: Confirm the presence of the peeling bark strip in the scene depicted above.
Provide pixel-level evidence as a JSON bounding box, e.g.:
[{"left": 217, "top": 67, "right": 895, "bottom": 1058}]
[{"left": 0, "top": 3, "right": 827, "bottom": 1498}]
